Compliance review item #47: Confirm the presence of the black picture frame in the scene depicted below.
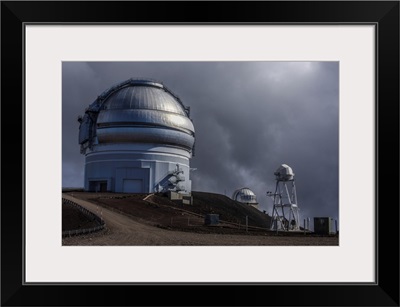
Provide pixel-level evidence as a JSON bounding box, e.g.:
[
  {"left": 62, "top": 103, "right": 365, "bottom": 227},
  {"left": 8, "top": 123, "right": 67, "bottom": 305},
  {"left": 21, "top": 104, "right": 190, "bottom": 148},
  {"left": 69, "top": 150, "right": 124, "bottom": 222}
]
[{"left": 1, "top": 1, "right": 399, "bottom": 306}]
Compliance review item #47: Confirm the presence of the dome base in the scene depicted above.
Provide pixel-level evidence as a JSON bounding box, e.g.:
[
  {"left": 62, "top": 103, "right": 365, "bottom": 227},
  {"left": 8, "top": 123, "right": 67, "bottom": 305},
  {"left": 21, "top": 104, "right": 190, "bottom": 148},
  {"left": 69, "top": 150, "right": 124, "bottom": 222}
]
[{"left": 84, "top": 145, "right": 192, "bottom": 193}]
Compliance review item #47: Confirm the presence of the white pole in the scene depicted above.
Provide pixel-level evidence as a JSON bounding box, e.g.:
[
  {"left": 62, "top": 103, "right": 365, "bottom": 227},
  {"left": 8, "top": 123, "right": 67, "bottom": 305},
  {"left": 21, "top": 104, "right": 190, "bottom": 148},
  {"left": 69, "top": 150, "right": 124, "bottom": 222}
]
[{"left": 284, "top": 182, "right": 291, "bottom": 205}]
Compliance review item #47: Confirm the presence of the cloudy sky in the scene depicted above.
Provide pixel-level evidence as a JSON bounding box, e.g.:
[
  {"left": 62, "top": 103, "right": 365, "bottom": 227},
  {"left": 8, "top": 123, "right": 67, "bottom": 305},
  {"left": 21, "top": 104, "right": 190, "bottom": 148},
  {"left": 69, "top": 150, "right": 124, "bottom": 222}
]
[{"left": 62, "top": 61, "right": 339, "bottom": 227}]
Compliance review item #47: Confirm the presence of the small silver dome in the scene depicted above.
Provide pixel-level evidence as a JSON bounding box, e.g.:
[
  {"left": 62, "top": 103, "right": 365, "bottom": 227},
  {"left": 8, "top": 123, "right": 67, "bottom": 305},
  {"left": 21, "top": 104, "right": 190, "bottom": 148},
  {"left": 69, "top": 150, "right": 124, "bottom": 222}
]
[{"left": 232, "top": 187, "right": 258, "bottom": 204}]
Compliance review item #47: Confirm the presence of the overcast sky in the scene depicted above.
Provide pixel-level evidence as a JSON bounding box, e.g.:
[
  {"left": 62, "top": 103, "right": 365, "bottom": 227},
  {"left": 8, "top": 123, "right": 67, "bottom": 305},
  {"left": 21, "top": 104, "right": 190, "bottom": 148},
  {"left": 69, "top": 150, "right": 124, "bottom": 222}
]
[{"left": 62, "top": 61, "right": 339, "bottom": 226}]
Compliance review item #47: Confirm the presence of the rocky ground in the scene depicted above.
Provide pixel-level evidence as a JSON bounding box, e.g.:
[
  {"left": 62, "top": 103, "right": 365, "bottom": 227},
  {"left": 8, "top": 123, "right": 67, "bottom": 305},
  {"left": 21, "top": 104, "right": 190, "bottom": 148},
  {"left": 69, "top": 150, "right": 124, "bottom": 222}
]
[
  {"left": 62, "top": 201, "right": 98, "bottom": 231},
  {"left": 62, "top": 191, "right": 339, "bottom": 246}
]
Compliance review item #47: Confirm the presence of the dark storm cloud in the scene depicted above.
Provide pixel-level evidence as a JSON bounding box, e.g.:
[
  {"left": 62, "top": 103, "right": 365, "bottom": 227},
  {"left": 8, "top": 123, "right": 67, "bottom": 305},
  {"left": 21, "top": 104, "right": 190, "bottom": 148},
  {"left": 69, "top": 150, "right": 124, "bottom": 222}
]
[{"left": 62, "top": 61, "right": 339, "bottom": 225}]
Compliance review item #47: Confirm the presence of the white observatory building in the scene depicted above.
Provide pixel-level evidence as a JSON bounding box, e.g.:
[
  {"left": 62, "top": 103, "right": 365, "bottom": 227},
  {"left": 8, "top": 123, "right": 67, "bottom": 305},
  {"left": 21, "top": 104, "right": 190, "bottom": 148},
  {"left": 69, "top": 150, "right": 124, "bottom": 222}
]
[
  {"left": 232, "top": 187, "right": 259, "bottom": 209},
  {"left": 78, "top": 79, "right": 195, "bottom": 194},
  {"left": 267, "top": 164, "right": 301, "bottom": 231}
]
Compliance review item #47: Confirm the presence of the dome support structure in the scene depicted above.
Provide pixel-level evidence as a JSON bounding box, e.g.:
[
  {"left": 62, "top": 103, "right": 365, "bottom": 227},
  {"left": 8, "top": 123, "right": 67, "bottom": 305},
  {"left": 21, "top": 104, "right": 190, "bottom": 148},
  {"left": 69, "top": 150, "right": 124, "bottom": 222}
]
[{"left": 267, "top": 164, "right": 300, "bottom": 231}]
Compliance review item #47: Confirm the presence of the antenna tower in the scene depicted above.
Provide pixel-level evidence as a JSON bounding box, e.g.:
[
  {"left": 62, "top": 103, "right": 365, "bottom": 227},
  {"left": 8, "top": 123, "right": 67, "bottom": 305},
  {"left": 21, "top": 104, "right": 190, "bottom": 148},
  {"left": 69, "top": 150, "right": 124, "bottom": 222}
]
[{"left": 267, "top": 164, "right": 300, "bottom": 231}]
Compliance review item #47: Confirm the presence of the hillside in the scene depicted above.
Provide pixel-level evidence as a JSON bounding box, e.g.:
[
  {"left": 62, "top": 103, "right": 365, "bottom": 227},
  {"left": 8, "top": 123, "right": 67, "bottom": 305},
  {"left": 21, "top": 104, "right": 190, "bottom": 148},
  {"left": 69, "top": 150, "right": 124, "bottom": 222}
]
[
  {"left": 63, "top": 191, "right": 272, "bottom": 235},
  {"left": 62, "top": 191, "right": 339, "bottom": 245},
  {"left": 190, "top": 191, "right": 271, "bottom": 228}
]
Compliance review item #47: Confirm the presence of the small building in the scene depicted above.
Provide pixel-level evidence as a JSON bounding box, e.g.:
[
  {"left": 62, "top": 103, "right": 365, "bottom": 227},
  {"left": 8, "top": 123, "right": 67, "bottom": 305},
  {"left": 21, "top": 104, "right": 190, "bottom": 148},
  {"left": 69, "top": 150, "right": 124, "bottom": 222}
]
[
  {"left": 314, "top": 217, "right": 336, "bottom": 235},
  {"left": 204, "top": 214, "right": 219, "bottom": 226}
]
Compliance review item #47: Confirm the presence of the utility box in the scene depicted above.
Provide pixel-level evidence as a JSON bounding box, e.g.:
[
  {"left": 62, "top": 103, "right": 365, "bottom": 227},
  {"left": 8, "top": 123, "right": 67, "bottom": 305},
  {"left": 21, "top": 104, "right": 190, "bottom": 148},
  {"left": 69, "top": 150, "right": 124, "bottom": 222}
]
[
  {"left": 168, "top": 191, "right": 192, "bottom": 204},
  {"left": 314, "top": 217, "right": 336, "bottom": 235},
  {"left": 182, "top": 195, "right": 193, "bottom": 205},
  {"left": 168, "top": 191, "right": 183, "bottom": 200},
  {"left": 204, "top": 214, "right": 219, "bottom": 226}
]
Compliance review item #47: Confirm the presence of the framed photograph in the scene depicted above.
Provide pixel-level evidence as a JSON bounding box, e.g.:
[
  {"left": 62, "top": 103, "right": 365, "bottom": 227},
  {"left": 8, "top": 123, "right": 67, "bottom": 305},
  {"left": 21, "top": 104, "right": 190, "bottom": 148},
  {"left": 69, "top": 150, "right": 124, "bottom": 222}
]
[{"left": 1, "top": 1, "right": 399, "bottom": 306}]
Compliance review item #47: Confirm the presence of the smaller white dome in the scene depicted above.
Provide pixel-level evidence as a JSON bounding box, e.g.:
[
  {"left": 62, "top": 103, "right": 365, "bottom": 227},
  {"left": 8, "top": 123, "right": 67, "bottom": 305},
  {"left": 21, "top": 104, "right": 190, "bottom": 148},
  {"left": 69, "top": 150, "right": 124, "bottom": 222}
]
[
  {"left": 274, "top": 164, "right": 295, "bottom": 181},
  {"left": 232, "top": 187, "right": 258, "bottom": 204}
]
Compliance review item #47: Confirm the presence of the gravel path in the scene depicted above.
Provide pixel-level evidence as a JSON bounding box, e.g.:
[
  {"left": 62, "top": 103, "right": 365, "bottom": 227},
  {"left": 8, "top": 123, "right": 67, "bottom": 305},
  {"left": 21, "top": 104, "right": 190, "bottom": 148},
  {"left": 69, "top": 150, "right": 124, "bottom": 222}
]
[{"left": 62, "top": 194, "right": 339, "bottom": 246}]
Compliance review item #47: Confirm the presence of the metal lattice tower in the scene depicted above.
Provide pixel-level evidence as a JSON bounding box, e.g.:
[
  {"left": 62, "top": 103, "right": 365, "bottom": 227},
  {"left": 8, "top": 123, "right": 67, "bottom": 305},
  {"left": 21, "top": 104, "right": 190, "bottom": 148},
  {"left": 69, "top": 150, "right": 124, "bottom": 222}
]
[{"left": 267, "top": 164, "right": 300, "bottom": 231}]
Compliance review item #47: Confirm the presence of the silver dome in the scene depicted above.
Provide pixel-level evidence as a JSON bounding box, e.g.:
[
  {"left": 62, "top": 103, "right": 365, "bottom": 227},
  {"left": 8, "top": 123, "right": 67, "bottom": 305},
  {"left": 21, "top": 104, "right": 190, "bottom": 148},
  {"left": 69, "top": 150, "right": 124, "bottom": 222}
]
[
  {"left": 232, "top": 187, "right": 258, "bottom": 204},
  {"left": 78, "top": 79, "right": 195, "bottom": 153},
  {"left": 102, "top": 85, "right": 187, "bottom": 115}
]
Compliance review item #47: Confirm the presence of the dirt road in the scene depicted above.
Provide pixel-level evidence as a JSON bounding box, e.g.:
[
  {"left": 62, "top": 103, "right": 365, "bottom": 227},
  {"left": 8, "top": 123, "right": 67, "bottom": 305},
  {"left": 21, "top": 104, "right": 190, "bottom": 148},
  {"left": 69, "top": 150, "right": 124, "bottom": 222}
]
[{"left": 62, "top": 194, "right": 339, "bottom": 246}]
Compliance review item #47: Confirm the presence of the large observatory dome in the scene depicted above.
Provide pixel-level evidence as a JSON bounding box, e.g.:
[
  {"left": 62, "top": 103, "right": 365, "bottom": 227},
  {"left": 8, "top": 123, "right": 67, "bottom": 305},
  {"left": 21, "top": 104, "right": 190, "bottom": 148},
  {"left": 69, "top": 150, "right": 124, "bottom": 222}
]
[
  {"left": 78, "top": 79, "right": 195, "bottom": 194},
  {"left": 232, "top": 187, "right": 259, "bottom": 208}
]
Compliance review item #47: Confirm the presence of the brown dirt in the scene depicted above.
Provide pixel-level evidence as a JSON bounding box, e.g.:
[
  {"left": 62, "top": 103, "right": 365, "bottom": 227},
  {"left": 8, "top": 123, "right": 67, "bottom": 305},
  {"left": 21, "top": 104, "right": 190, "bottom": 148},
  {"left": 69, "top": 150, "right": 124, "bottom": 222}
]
[
  {"left": 62, "top": 192, "right": 339, "bottom": 246},
  {"left": 62, "top": 202, "right": 99, "bottom": 231}
]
